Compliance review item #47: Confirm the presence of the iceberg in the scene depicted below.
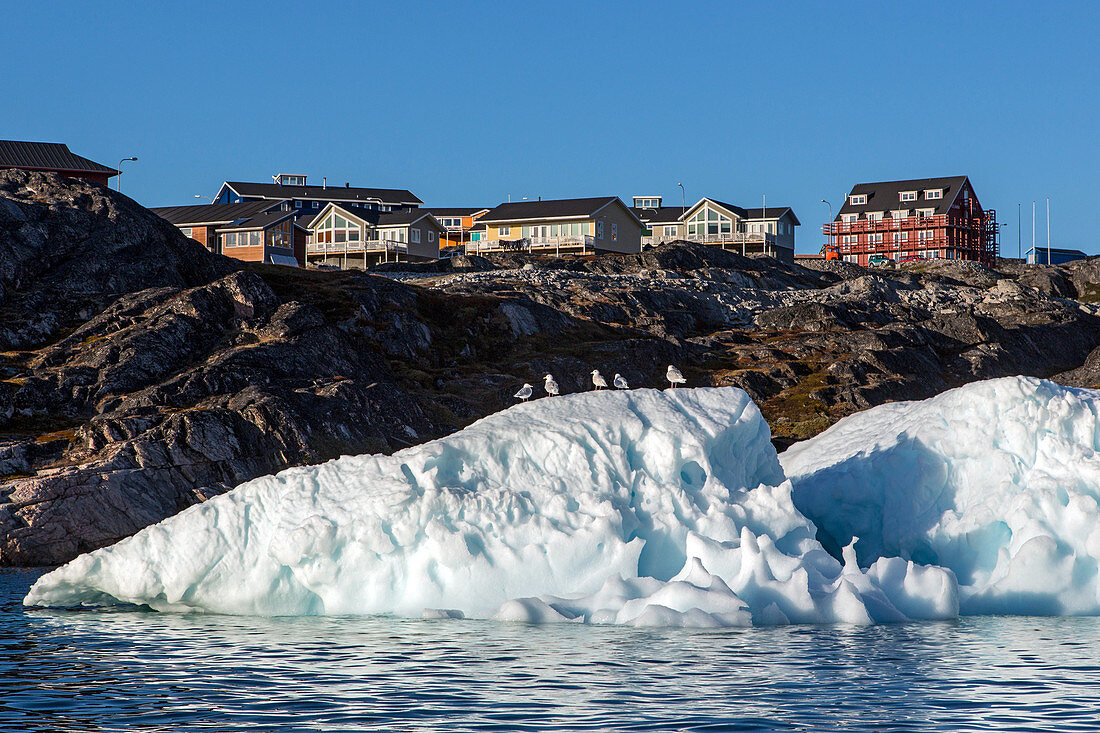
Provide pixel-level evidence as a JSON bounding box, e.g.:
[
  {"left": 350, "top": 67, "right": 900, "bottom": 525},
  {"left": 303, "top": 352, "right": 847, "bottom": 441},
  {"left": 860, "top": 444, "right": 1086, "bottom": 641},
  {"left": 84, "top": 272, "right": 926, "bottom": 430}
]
[
  {"left": 25, "top": 388, "right": 955, "bottom": 627},
  {"left": 782, "top": 376, "right": 1100, "bottom": 616}
]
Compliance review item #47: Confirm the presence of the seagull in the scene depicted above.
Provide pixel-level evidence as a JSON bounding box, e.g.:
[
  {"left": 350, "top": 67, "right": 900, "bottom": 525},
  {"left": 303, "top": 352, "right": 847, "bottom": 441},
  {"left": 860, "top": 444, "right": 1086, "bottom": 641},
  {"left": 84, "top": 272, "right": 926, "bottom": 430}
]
[
  {"left": 667, "top": 365, "right": 686, "bottom": 388},
  {"left": 591, "top": 369, "right": 608, "bottom": 390},
  {"left": 544, "top": 373, "right": 559, "bottom": 397},
  {"left": 514, "top": 383, "right": 533, "bottom": 402},
  {"left": 613, "top": 373, "right": 629, "bottom": 389}
]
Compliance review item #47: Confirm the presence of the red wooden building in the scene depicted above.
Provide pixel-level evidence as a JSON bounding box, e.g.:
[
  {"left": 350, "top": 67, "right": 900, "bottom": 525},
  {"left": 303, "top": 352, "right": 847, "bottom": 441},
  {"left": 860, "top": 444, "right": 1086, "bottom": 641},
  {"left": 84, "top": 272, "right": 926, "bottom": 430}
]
[
  {"left": 0, "top": 140, "right": 118, "bottom": 186},
  {"left": 823, "top": 176, "right": 997, "bottom": 266}
]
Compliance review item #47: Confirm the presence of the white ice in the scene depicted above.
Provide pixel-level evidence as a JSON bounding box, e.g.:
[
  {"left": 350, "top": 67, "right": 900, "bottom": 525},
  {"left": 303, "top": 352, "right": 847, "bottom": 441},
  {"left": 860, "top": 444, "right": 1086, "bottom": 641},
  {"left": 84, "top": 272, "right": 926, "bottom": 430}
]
[
  {"left": 782, "top": 376, "right": 1100, "bottom": 617},
  {"left": 24, "top": 388, "right": 956, "bottom": 627}
]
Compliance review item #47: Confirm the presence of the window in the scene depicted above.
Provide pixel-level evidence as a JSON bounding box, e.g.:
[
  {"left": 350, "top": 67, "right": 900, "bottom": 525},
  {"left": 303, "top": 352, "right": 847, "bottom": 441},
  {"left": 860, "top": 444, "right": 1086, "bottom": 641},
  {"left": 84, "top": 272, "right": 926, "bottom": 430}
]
[
  {"left": 842, "top": 234, "right": 856, "bottom": 245},
  {"left": 893, "top": 232, "right": 908, "bottom": 243},
  {"left": 428, "top": 230, "right": 435, "bottom": 242},
  {"left": 180, "top": 227, "right": 192, "bottom": 238},
  {"left": 869, "top": 233, "right": 883, "bottom": 243},
  {"left": 663, "top": 225, "right": 677, "bottom": 237},
  {"left": 917, "top": 208, "right": 934, "bottom": 218},
  {"left": 866, "top": 211, "right": 883, "bottom": 221},
  {"left": 841, "top": 213, "right": 858, "bottom": 223},
  {"left": 893, "top": 209, "right": 909, "bottom": 219},
  {"left": 411, "top": 228, "right": 421, "bottom": 244},
  {"left": 611, "top": 222, "right": 617, "bottom": 241},
  {"left": 849, "top": 194, "right": 867, "bottom": 205},
  {"left": 312, "top": 201, "right": 319, "bottom": 208},
  {"left": 499, "top": 225, "right": 511, "bottom": 237},
  {"left": 596, "top": 220, "right": 604, "bottom": 239},
  {"left": 918, "top": 229, "right": 934, "bottom": 242},
  {"left": 924, "top": 189, "right": 942, "bottom": 200},
  {"left": 900, "top": 191, "right": 917, "bottom": 202},
  {"left": 686, "top": 205, "right": 732, "bottom": 238},
  {"left": 294, "top": 200, "right": 302, "bottom": 208}
]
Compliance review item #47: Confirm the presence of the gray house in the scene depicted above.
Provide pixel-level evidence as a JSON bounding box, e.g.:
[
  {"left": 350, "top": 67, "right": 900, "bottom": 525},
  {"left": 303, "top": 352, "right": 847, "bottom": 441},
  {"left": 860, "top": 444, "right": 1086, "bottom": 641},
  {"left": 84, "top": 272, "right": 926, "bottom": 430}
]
[
  {"left": 304, "top": 203, "right": 444, "bottom": 268},
  {"left": 632, "top": 195, "right": 799, "bottom": 262}
]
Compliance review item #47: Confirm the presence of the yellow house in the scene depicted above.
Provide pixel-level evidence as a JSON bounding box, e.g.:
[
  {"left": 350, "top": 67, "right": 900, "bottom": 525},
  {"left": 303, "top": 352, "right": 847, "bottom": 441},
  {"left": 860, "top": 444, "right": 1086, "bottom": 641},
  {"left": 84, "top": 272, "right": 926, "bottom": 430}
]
[{"left": 473, "top": 197, "right": 643, "bottom": 256}]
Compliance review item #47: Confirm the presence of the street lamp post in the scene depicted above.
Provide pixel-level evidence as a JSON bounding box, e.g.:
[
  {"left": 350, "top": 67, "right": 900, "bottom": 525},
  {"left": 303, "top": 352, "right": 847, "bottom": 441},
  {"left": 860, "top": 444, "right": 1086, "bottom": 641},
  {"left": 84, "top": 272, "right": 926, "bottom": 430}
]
[
  {"left": 116, "top": 157, "right": 138, "bottom": 192},
  {"left": 821, "top": 200, "right": 833, "bottom": 256},
  {"left": 677, "top": 182, "right": 685, "bottom": 217}
]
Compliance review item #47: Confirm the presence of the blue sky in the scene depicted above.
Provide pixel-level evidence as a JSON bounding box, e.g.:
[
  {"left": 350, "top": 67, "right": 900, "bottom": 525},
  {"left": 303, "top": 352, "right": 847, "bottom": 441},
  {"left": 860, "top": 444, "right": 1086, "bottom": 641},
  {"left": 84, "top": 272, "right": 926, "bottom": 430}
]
[{"left": 2, "top": 1, "right": 1097, "bottom": 254}]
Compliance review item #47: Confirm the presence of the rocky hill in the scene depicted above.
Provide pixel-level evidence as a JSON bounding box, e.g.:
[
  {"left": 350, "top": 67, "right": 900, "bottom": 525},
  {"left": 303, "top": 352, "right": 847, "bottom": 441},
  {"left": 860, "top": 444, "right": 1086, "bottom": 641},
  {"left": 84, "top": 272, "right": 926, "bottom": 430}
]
[{"left": 3, "top": 169, "right": 1100, "bottom": 566}]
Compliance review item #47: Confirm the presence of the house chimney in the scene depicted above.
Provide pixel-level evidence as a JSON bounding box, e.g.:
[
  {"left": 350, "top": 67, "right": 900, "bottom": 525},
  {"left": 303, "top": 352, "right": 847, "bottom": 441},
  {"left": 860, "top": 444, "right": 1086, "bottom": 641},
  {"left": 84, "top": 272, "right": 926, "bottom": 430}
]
[
  {"left": 346, "top": 182, "right": 350, "bottom": 188},
  {"left": 323, "top": 177, "right": 327, "bottom": 189}
]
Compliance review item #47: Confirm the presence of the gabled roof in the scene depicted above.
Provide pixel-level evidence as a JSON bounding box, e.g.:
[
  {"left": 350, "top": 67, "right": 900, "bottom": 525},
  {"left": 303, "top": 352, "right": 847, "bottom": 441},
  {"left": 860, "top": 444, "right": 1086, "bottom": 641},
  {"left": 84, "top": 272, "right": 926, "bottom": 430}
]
[
  {"left": 742, "top": 207, "right": 800, "bottom": 225},
  {"left": 0, "top": 140, "right": 117, "bottom": 176},
  {"left": 682, "top": 197, "right": 749, "bottom": 221},
  {"left": 837, "top": 176, "right": 972, "bottom": 219},
  {"left": 482, "top": 196, "right": 640, "bottom": 224},
  {"left": 378, "top": 209, "right": 442, "bottom": 228},
  {"left": 151, "top": 200, "right": 280, "bottom": 226},
  {"left": 301, "top": 202, "right": 441, "bottom": 230},
  {"left": 221, "top": 180, "right": 422, "bottom": 205},
  {"left": 631, "top": 206, "right": 687, "bottom": 224},
  {"left": 215, "top": 209, "right": 298, "bottom": 232}
]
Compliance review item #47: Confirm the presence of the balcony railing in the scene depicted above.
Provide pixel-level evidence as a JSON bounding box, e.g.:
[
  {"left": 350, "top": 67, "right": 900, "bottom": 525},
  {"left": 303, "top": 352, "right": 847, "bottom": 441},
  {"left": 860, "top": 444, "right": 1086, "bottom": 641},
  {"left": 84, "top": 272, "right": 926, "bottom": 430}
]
[
  {"left": 465, "top": 235, "right": 596, "bottom": 255},
  {"left": 823, "top": 214, "right": 985, "bottom": 236},
  {"left": 306, "top": 239, "right": 410, "bottom": 255},
  {"left": 642, "top": 232, "right": 777, "bottom": 247}
]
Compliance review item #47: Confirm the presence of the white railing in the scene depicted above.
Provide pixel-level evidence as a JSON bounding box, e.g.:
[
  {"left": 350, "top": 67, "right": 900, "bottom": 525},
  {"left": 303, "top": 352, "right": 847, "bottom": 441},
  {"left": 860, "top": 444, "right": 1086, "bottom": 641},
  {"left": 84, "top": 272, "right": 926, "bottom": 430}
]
[
  {"left": 464, "top": 235, "right": 595, "bottom": 255},
  {"left": 306, "top": 239, "right": 410, "bottom": 255},
  {"left": 642, "top": 232, "right": 777, "bottom": 247}
]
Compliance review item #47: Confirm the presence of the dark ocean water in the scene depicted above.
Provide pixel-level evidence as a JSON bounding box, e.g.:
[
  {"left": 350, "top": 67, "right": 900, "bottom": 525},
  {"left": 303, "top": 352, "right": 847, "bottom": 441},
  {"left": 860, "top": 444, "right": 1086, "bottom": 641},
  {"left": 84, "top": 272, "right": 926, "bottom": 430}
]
[{"left": 5, "top": 569, "right": 1100, "bottom": 732}]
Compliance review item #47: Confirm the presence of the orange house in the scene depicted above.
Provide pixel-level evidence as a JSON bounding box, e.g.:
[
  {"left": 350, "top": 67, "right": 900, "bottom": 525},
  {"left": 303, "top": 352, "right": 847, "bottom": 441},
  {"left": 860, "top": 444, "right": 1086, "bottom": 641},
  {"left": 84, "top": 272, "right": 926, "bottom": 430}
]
[{"left": 428, "top": 207, "right": 490, "bottom": 251}]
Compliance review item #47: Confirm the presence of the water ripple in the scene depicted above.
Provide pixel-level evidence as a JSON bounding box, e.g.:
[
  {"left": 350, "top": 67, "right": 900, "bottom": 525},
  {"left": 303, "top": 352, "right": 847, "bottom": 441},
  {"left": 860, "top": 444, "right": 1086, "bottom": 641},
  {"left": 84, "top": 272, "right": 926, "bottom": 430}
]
[{"left": 5, "top": 570, "right": 1100, "bottom": 731}]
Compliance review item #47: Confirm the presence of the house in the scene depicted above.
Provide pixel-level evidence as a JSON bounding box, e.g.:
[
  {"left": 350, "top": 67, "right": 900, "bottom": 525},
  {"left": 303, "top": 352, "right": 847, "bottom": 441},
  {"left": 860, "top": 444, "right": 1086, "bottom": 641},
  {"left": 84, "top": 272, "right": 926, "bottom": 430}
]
[
  {"left": 474, "top": 197, "right": 643, "bottom": 256},
  {"left": 212, "top": 174, "right": 422, "bottom": 217},
  {"left": 0, "top": 140, "right": 118, "bottom": 185},
  {"left": 216, "top": 209, "right": 304, "bottom": 267},
  {"left": 631, "top": 195, "right": 799, "bottom": 262},
  {"left": 304, "top": 203, "right": 443, "bottom": 268},
  {"left": 151, "top": 201, "right": 305, "bottom": 266},
  {"left": 151, "top": 200, "right": 282, "bottom": 253},
  {"left": 823, "top": 176, "right": 998, "bottom": 266},
  {"left": 631, "top": 197, "right": 688, "bottom": 244},
  {"left": 428, "top": 207, "right": 491, "bottom": 251},
  {"left": 1026, "top": 247, "right": 1088, "bottom": 265}
]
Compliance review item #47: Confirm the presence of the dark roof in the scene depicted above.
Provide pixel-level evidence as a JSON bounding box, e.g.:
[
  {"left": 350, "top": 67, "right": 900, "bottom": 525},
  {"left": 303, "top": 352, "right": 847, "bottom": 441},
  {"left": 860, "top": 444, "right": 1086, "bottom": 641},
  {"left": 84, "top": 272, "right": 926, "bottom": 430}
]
[
  {"left": 0, "top": 140, "right": 117, "bottom": 175},
  {"left": 299, "top": 203, "right": 437, "bottom": 229},
  {"left": 742, "top": 206, "right": 800, "bottom": 225},
  {"left": 216, "top": 209, "right": 297, "bottom": 232},
  {"left": 700, "top": 198, "right": 748, "bottom": 218},
  {"left": 151, "top": 200, "right": 280, "bottom": 226},
  {"left": 223, "top": 181, "right": 422, "bottom": 205},
  {"left": 836, "top": 176, "right": 971, "bottom": 219},
  {"left": 379, "top": 209, "right": 439, "bottom": 227},
  {"left": 425, "top": 207, "right": 489, "bottom": 217},
  {"left": 631, "top": 206, "right": 687, "bottom": 224},
  {"left": 482, "top": 196, "right": 625, "bottom": 222}
]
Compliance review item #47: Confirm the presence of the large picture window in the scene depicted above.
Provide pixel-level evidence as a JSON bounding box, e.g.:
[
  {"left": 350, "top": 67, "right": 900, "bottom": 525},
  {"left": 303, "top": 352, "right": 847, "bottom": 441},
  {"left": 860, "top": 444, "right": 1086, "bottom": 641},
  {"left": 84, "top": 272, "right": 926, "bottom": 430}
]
[{"left": 686, "top": 204, "right": 732, "bottom": 238}]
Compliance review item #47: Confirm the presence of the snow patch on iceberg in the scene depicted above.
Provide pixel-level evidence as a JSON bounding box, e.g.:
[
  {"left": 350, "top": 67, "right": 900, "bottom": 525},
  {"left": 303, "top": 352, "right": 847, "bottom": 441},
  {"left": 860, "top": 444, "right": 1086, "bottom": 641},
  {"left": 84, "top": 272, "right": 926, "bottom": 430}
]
[
  {"left": 25, "top": 388, "right": 954, "bottom": 627},
  {"left": 782, "top": 376, "right": 1100, "bottom": 617}
]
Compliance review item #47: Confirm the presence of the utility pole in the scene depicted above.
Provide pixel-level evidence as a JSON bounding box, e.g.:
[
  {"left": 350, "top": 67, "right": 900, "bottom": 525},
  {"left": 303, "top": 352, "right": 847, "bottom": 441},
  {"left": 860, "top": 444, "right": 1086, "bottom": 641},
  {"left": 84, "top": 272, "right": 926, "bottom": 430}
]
[
  {"left": 1046, "top": 197, "right": 1051, "bottom": 266},
  {"left": 1032, "top": 201, "right": 1036, "bottom": 264},
  {"left": 1017, "top": 203, "right": 1021, "bottom": 260}
]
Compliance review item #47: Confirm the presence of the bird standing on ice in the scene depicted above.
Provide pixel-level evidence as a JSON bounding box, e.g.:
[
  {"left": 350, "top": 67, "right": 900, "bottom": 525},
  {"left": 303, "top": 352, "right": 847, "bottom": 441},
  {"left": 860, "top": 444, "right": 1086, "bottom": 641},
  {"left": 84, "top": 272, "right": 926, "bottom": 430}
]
[
  {"left": 613, "top": 373, "right": 629, "bottom": 389},
  {"left": 514, "top": 383, "right": 533, "bottom": 402},
  {"left": 591, "top": 369, "right": 608, "bottom": 390},
  {"left": 667, "top": 365, "right": 686, "bottom": 388},
  {"left": 544, "top": 373, "right": 559, "bottom": 397}
]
